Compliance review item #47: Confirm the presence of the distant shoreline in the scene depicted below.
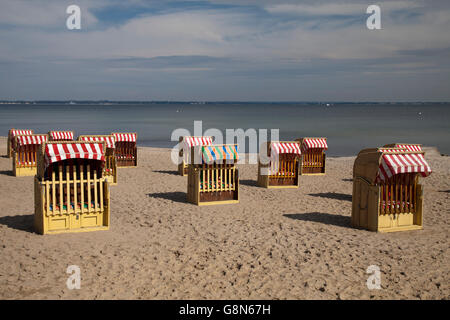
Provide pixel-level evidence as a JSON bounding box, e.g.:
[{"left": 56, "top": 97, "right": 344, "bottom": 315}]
[{"left": 1, "top": 101, "right": 450, "bottom": 105}]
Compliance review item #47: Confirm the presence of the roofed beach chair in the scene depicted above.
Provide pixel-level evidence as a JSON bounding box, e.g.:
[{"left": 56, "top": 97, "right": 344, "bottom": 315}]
[
  {"left": 78, "top": 135, "right": 117, "bottom": 185},
  {"left": 48, "top": 131, "right": 74, "bottom": 142},
  {"left": 13, "top": 134, "right": 48, "bottom": 176},
  {"left": 111, "top": 132, "right": 137, "bottom": 167},
  {"left": 34, "top": 141, "right": 110, "bottom": 235},
  {"left": 187, "top": 144, "right": 239, "bottom": 205},
  {"left": 257, "top": 141, "right": 301, "bottom": 188},
  {"left": 297, "top": 137, "right": 328, "bottom": 175},
  {"left": 178, "top": 136, "right": 213, "bottom": 176},
  {"left": 7, "top": 129, "right": 33, "bottom": 158},
  {"left": 352, "top": 147, "right": 432, "bottom": 232}
]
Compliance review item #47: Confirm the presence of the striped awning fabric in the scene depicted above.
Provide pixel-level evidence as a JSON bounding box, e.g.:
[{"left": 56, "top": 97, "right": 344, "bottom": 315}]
[
  {"left": 45, "top": 143, "right": 105, "bottom": 167},
  {"left": 377, "top": 151, "right": 432, "bottom": 182},
  {"left": 112, "top": 133, "right": 137, "bottom": 142},
  {"left": 16, "top": 135, "right": 48, "bottom": 146},
  {"left": 183, "top": 136, "right": 213, "bottom": 148},
  {"left": 393, "top": 144, "right": 422, "bottom": 152},
  {"left": 271, "top": 142, "right": 301, "bottom": 155},
  {"left": 302, "top": 138, "right": 328, "bottom": 151},
  {"left": 11, "top": 129, "right": 33, "bottom": 137},
  {"left": 201, "top": 145, "right": 239, "bottom": 163},
  {"left": 79, "top": 136, "right": 115, "bottom": 149},
  {"left": 49, "top": 131, "right": 74, "bottom": 141},
  {"left": 378, "top": 148, "right": 407, "bottom": 153}
]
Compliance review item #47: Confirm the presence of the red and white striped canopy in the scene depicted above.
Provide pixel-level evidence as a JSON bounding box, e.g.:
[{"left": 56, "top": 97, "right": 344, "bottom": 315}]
[
  {"left": 113, "top": 133, "right": 137, "bottom": 142},
  {"left": 45, "top": 143, "right": 105, "bottom": 167},
  {"left": 11, "top": 129, "right": 33, "bottom": 137},
  {"left": 79, "top": 136, "right": 115, "bottom": 149},
  {"left": 49, "top": 131, "right": 74, "bottom": 141},
  {"left": 183, "top": 136, "right": 213, "bottom": 148},
  {"left": 378, "top": 148, "right": 407, "bottom": 153},
  {"left": 377, "top": 152, "right": 431, "bottom": 182},
  {"left": 302, "top": 138, "right": 328, "bottom": 151},
  {"left": 393, "top": 144, "right": 422, "bottom": 152},
  {"left": 16, "top": 135, "right": 48, "bottom": 146},
  {"left": 271, "top": 142, "right": 301, "bottom": 155}
]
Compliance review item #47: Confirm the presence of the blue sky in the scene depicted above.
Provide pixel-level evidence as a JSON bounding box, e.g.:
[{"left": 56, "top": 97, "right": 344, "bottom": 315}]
[{"left": 0, "top": 0, "right": 449, "bottom": 101}]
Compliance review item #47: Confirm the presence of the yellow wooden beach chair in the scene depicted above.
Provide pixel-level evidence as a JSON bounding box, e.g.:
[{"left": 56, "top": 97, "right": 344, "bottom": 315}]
[
  {"left": 34, "top": 141, "right": 110, "bottom": 235},
  {"left": 13, "top": 134, "right": 48, "bottom": 176},
  {"left": 7, "top": 128, "right": 33, "bottom": 158},
  {"left": 257, "top": 141, "right": 301, "bottom": 188},
  {"left": 187, "top": 144, "right": 239, "bottom": 205},
  {"left": 297, "top": 137, "right": 328, "bottom": 175},
  {"left": 352, "top": 147, "right": 432, "bottom": 232},
  {"left": 111, "top": 132, "right": 137, "bottom": 167}
]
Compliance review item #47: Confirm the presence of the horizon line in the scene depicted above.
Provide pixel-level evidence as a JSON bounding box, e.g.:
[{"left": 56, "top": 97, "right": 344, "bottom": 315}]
[{"left": 1, "top": 100, "right": 449, "bottom": 104}]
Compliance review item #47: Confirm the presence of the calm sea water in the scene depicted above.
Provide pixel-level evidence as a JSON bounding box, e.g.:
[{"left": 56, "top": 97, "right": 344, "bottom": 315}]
[{"left": 1, "top": 103, "right": 449, "bottom": 156}]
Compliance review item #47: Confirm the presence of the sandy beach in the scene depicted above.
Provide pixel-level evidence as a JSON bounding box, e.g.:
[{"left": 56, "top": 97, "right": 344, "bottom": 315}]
[{"left": 0, "top": 136, "right": 448, "bottom": 300}]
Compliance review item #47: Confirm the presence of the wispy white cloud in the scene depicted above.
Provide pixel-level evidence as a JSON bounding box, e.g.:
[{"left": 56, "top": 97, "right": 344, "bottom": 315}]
[{"left": 265, "top": 1, "right": 424, "bottom": 16}]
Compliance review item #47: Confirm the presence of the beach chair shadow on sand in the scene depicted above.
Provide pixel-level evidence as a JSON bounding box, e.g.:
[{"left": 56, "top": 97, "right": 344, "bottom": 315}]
[
  {"left": 147, "top": 192, "right": 186, "bottom": 203},
  {"left": 283, "top": 212, "right": 352, "bottom": 229},
  {"left": 0, "top": 214, "right": 34, "bottom": 233},
  {"left": 0, "top": 170, "right": 14, "bottom": 176},
  {"left": 308, "top": 192, "right": 352, "bottom": 202},
  {"left": 239, "top": 179, "right": 258, "bottom": 187},
  {"left": 153, "top": 170, "right": 180, "bottom": 176}
]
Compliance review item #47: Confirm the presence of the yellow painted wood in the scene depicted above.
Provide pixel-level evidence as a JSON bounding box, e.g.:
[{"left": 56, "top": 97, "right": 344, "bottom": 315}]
[
  {"left": 13, "top": 164, "right": 37, "bottom": 176},
  {"left": 195, "top": 200, "right": 240, "bottom": 206},
  {"left": 265, "top": 185, "right": 300, "bottom": 189},
  {"left": 377, "top": 225, "right": 423, "bottom": 233}
]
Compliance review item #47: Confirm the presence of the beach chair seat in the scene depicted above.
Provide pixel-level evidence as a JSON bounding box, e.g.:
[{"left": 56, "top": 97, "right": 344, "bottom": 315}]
[
  {"left": 380, "top": 200, "right": 414, "bottom": 211},
  {"left": 49, "top": 202, "right": 100, "bottom": 212}
]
